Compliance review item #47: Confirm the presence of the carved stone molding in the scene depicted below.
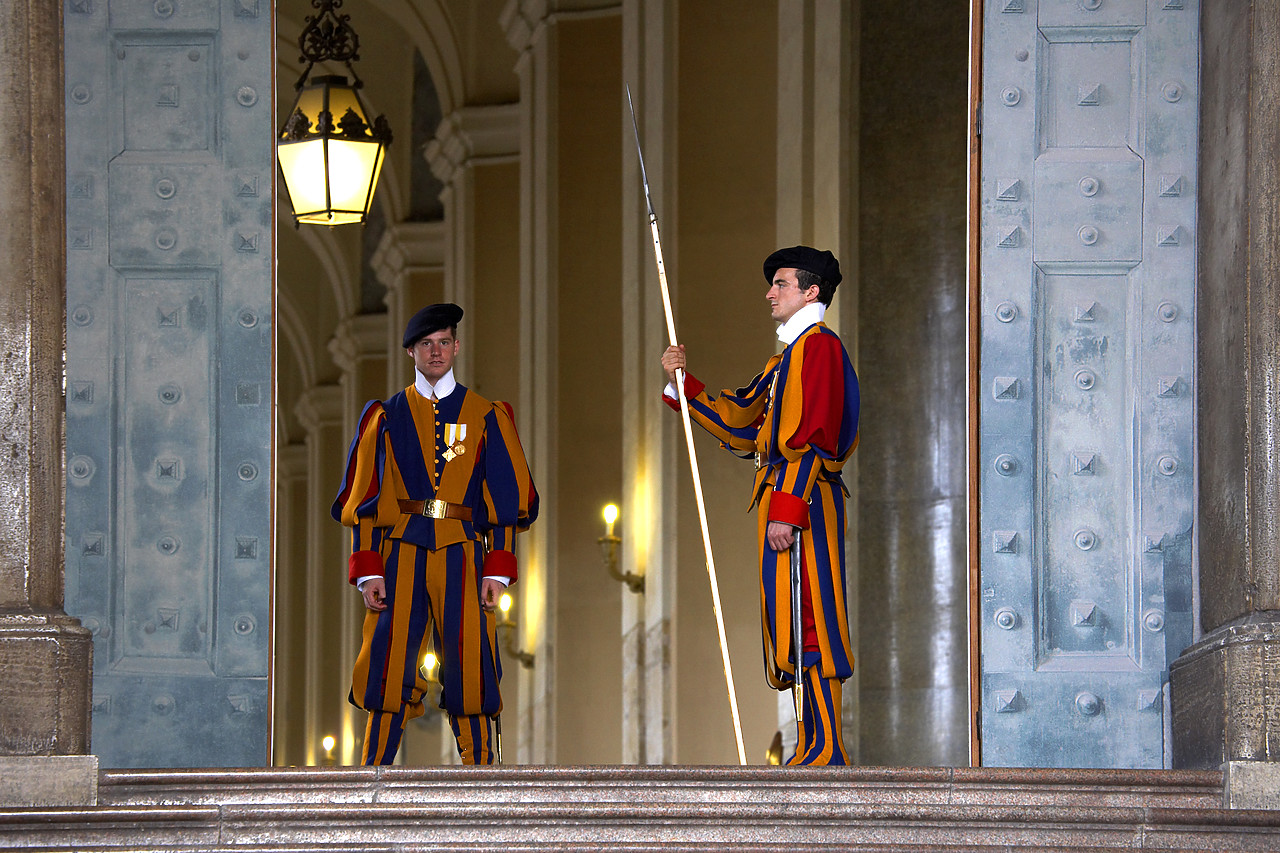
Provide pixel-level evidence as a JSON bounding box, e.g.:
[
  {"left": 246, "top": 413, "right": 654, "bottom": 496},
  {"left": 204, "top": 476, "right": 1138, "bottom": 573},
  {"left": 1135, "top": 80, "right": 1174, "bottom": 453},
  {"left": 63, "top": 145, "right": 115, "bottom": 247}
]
[
  {"left": 292, "top": 384, "right": 344, "bottom": 435},
  {"left": 423, "top": 104, "right": 520, "bottom": 187},
  {"left": 327, "top": 314, "right": 388, "bottom": 373},
  {"left": 500, "top": 0, "right": 620, "bottom": 54},
  {"left": 1171, "top": 614, "right": 1280, "bottom": 768},
  {"left": 371, "top": 220, "right": 445, "bottom": 298}
]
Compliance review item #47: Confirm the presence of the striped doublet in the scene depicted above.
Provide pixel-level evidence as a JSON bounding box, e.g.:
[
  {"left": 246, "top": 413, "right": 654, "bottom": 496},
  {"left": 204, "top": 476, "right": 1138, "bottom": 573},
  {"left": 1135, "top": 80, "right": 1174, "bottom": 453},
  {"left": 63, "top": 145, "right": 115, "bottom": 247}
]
[
  {"left": 333, "top": 383, "right": 537, "bottom": 763},
  {"left": 666, "top": 322, "right": 860, "bottom": 686}
]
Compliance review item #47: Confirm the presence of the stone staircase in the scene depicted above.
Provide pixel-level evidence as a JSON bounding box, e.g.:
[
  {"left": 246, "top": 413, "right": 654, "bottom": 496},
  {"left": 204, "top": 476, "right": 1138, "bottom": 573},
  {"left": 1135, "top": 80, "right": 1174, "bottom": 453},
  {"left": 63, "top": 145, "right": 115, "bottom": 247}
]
[{"left": 3, "top": 765, "right": 1280, "bottom": 851}]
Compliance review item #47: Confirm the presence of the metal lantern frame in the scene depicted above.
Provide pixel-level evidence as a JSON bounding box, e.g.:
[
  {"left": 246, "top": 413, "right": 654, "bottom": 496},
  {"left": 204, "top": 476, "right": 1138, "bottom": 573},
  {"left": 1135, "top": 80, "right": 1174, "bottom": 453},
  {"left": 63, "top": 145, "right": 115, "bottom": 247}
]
[{"left": 277, "top": 0, "right": 393, "bottom": 227}]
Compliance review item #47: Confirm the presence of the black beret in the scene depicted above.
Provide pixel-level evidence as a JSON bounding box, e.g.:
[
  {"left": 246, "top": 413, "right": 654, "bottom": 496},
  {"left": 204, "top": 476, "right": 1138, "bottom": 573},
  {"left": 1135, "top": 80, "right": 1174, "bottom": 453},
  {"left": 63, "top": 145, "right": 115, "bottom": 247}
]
[
  {"left": 763, "top": 246, "right": 842, "bottom": 288},
  {"left": 402, "top": 303, "right": 463, "bottom": 348}
]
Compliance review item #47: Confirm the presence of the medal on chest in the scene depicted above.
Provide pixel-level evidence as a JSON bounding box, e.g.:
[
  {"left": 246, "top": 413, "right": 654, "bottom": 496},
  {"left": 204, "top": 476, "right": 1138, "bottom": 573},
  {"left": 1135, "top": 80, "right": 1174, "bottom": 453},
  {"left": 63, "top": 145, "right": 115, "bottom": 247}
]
[{"left": 442, "top": 422, "right": 467, "bottom": 462}]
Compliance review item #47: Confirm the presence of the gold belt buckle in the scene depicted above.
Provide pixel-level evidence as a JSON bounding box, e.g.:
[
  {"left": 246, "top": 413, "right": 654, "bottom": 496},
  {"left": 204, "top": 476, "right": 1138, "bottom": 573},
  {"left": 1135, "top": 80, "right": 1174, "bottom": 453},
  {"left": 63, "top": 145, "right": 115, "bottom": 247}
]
[{"left": 422, "top": 499, "right": 449, "bottom": 519}]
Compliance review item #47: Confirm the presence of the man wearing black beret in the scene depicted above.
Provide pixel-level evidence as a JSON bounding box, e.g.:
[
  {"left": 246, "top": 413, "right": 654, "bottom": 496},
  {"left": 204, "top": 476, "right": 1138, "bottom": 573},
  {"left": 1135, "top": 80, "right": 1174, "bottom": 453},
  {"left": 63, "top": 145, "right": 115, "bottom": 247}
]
[
  {"left": 662, "top": 246, "right": 860, "bottom": 764},
  {"left": 333, "top": 303, "right": 539, "bottom": 765}
]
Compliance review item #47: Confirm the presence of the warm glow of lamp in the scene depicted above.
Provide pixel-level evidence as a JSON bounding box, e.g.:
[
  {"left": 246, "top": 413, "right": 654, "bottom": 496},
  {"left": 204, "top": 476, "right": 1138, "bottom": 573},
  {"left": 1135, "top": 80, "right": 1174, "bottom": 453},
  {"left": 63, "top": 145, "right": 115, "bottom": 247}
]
[
  {"left": 277, "top": 1, "right": 391, "bottom": 227},
  {"left": 322, "top": 735, "right": 335, "bottom": 752},
  {"left": 599, "top": 501, "right": 643, "bottom": 593},
  {"left": 422, "top": 651, "right": 438, "bottom": 673},
  {"left": 495, "top": 592, "right": 534, "bottom": 668}
]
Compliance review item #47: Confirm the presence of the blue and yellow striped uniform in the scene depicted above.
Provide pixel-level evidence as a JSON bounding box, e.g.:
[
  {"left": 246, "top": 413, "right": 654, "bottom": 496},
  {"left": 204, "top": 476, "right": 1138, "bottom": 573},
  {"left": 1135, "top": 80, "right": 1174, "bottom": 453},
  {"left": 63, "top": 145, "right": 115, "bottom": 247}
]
[
  {"left": 333, "top": 384, "right": 538, "bottom": 764},
  {"left": 668, "top": 322, "right": 858, "bottom": 764}
]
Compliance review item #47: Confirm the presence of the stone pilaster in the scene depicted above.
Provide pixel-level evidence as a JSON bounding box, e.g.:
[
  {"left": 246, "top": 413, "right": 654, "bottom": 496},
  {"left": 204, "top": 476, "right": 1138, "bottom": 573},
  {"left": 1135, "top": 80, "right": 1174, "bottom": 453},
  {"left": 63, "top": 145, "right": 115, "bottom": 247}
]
[
  {"left": 329, "top": 313, "right": 391, "bottom": 414},
  {"left": 499, "top": 0, "right": 556, "bottom": 765},
  {"left": 620, "top": 0, "right": 676, "bottom": 765},
  {"left": 292, "top": 385, "right": 350, "bottom": 765},
  {"left": 0, "top": 0, "right": 93, "bottom": 768},
  {"left": 1171, "top": 0, "right": 1280, "bottom": 772},
  {"left": 423, "top": 103, "right": 520, "bottom": 392},
  {"left": 372, "top": 221, "right": 446, "bottom": 397},
  {"left": 503, "top": 0, "right": 626, "bottom": 766},
  {"left": 328, "top": 314, "right": 390, "bottom": 763}
]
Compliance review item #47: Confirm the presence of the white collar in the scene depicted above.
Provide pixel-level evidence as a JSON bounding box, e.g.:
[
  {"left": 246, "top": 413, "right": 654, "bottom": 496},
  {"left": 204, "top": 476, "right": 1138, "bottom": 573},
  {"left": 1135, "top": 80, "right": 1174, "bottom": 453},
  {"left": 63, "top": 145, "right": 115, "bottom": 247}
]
[
  {"left": 415, "top": 367, "right": 457, "bottom": 400},
  {"left": 776, "top": 301, "right": 826, "bottom": 346}
]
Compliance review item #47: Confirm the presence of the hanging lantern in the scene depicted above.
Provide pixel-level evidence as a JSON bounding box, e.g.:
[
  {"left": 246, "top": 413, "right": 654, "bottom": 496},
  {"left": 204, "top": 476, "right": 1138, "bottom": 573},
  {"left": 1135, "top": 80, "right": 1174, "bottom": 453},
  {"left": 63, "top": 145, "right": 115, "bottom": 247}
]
[{"left": 277, "top": 0, "right": 392, "bottom": 227}]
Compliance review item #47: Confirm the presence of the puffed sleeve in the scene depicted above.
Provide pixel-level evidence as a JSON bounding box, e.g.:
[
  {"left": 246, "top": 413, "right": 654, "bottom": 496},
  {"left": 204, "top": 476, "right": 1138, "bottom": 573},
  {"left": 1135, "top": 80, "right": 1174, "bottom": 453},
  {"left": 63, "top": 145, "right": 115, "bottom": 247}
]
[
  {"left": 663, "top": 358, "right": 780, "bottom": 454},
  {"left": 331, "top": 401, "right": 399, "bottom": 584},
  {"left": 476, "top": 401, "right": 539, "bottom": 583}
]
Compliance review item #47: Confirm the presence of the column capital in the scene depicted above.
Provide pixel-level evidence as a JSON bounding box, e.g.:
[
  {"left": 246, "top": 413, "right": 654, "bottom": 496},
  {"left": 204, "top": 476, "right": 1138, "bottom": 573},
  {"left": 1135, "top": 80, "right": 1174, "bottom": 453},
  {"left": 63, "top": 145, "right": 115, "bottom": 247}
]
[
  {"left": 371, "top": 221, "right": 446, "bottom": 300},
  {"left": 328, "top": 314, "right": 389, "bottom": 374},
  {"left": 424, "top": 104, "right": 520, "bottom": 187},
  {"left": 293, "top": 384, "right": 345, "bottom": 435},
  {"left": 500, "top": 0, "right": 620, "bottom": 53}
]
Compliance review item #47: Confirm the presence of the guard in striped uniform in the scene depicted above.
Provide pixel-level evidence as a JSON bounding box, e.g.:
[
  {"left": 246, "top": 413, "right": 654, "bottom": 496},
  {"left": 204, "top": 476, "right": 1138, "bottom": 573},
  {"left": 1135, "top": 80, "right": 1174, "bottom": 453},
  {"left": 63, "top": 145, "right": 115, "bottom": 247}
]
[
  {"left": 333, "top": 303, "right": 538, "bottom": 765},
  {"left": 662, "top": 246, "right": 859, "bottom": 765}
]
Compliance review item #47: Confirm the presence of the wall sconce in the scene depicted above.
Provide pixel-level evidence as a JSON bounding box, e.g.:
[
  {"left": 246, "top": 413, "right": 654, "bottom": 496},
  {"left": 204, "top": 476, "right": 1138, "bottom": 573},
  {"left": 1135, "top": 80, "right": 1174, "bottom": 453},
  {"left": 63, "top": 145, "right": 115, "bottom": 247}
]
[
  {"left": 600, "top": 503, "right": 643, "bottom": 593},
  {"left": 277, "top": 0, "right": 392, "bottom": 226},
  {"left": 497, "top": 592, "right": 535, "bottom": 669},
  {"left": 321, "top": 734, "right": 336, "bottom": 766},
  {"left": 418, "top": 650, "right": 443, "bottom": 710}
]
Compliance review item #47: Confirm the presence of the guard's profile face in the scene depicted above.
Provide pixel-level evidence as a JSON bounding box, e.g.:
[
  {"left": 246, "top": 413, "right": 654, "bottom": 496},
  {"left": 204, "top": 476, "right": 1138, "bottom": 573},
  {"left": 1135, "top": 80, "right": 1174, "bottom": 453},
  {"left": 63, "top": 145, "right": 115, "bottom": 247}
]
[
  {"left": 767, "top": 267, "right": 816, "bottom": 324},
  {"left": 408, "top": 328, "right": 460, "bottom": 383}
]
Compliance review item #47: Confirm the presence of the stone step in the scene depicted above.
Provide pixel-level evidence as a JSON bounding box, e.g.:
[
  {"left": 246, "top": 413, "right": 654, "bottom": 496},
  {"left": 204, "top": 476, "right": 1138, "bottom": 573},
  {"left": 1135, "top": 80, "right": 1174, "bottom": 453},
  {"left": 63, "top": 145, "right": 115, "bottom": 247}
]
[{"left": 3, "top": 765, "right": 1279, "bottom": 851}]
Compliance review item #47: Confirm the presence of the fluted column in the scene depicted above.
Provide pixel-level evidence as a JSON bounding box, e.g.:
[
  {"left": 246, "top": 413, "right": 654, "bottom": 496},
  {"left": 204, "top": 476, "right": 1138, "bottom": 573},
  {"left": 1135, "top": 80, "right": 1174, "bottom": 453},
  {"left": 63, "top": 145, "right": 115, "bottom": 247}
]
[
  {"left": 1172, "top": 1, "right": 1280, "bottom": 791},
  {"left": 293, "top": 385, "right": 349, "bottom": 765},
  {"left": 0, "top": 0, "right": 92, "bottom": 763}
]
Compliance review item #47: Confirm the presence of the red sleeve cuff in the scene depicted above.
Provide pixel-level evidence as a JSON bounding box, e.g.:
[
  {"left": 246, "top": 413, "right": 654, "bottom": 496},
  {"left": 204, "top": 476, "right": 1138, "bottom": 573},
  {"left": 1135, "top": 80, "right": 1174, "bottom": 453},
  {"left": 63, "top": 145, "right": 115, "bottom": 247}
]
[
  {"left": 349, "top": 550, "right": 384, "bottom": 585},
  {"left": 662, "top": 373, "right": 706, "bottom": 411},
  {"left": 483, "top": 549, "right": 518, "bottom": 584},
  {"left": 767, "top": 491, "right": 811, "bottom": 529}
]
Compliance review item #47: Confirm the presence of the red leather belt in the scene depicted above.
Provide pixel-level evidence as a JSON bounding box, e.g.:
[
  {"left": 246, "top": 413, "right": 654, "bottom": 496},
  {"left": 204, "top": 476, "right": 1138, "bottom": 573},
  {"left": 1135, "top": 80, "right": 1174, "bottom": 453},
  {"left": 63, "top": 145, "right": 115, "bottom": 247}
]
[{"left": 398, "top": 499, "right": 472, "bottom": 521}]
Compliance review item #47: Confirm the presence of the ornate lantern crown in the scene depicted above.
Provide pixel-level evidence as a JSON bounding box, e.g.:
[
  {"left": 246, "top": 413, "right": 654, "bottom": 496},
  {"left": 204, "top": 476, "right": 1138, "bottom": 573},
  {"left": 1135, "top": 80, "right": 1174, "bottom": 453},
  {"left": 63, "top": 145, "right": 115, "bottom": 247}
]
[{"left": 277, "top": 0, "right": 392, "bottom": 226}]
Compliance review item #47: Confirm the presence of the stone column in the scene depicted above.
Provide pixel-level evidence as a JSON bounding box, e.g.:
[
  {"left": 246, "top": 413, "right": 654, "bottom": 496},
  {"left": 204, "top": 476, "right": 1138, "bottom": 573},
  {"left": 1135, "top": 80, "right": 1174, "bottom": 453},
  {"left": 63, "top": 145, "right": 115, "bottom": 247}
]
[
  {"left": 855, "top": 0, "right": 970, "bottom": 768},
  {"left": 328, "top": 316, "right": 389, "bottom": 762},
  {"left": 1171, "top": 0, "right": 1280, "bottom": 785},
  {"left": 372, "top": 221, "right": 446, "bottom": 398},
  {"left": 424, "top": 104, "right": 521, "bottom": 397},
  {"left": 0, "top": 0, "right": 95, "bottom": 802},
  {"left": 293, "top": 385, "right": 350, "bottom": 765},
  {"left": 425, "top": 98, "right": 536, "bottom": 759},
  {"left": 503, "top": 0, "right": 626, "bottom": 765}
]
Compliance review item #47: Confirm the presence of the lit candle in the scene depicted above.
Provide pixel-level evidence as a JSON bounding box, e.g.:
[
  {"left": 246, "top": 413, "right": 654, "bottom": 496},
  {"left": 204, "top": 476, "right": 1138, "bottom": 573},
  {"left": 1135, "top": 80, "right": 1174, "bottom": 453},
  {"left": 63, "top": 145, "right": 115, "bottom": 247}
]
[{"left": 603, "top": 503, "right": 619, "bottom": 538}]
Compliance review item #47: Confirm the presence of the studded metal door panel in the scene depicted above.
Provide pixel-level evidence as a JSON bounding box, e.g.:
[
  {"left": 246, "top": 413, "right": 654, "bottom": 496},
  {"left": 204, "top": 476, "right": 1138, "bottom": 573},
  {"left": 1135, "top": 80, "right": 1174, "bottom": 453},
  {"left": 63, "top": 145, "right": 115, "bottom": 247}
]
[
  {"left": 979, "top": 0, "right": 1196, "bottom": 768},
  {"left": 63, "top": 0, "right": 274, "bottom": 768}
]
